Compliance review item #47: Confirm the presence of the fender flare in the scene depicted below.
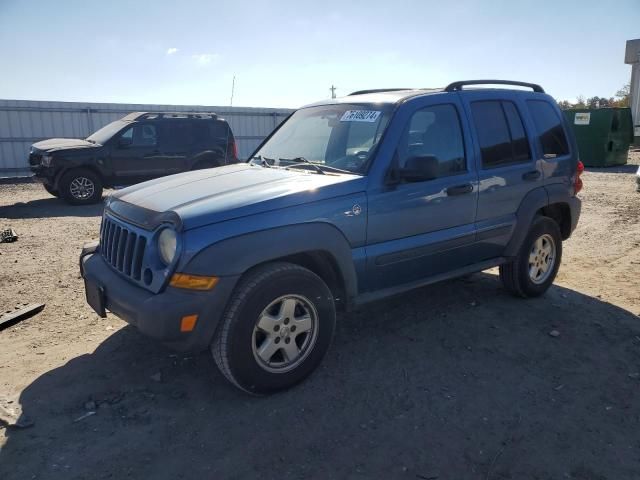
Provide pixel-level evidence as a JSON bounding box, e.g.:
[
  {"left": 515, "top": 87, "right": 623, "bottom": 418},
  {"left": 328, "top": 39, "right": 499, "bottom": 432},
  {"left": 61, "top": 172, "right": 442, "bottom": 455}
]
[
  {"left": 183, "top": 222, "right": 359, "bottom": 300},
  {"left": 503, "top": 186, "right": 548, "bottom": 257}
]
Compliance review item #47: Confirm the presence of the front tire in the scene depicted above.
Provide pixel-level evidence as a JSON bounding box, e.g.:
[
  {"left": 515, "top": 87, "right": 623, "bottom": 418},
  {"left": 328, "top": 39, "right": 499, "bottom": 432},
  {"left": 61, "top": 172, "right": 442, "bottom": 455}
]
[
  {"left": 211, "top": 262, "right": 336, "bottom": 394},
  {"left": 499, "top": 216, "right": 562, "bottom": 298},
  {"left": 43, "top": 184, "right": 59, "bottom": 197},
  {"left": 59, "top": 169, "right": 103, "bottom": 205}
]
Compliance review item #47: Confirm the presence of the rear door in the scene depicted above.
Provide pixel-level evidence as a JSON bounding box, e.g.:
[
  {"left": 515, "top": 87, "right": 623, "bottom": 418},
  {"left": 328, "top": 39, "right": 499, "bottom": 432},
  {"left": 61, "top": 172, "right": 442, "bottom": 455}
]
[
  {"left": 365, "top": 96, "right": 479, "bottom": 292},
  {"left": 460, "top": 91, "right": 541, "bottom": 259},
  {"left": 157, "top": 121, "right": 195, "bottom": 175}
]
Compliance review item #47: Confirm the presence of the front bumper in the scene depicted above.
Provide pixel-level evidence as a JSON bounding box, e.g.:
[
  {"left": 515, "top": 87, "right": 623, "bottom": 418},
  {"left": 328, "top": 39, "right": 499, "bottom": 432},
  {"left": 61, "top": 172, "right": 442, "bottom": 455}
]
[
  {"left": 80, "top": 246, "right": 239, "bottom": 352},
  {"left": 29, "top": 165, "right": 56, "bottom": 186}
]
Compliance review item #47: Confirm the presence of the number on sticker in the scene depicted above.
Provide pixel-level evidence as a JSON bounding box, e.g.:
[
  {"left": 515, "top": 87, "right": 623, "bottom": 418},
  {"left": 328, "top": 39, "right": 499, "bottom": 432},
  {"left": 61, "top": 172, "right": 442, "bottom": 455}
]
[{"left": 340, "top": 110, "right": 382, "bottom": 122}]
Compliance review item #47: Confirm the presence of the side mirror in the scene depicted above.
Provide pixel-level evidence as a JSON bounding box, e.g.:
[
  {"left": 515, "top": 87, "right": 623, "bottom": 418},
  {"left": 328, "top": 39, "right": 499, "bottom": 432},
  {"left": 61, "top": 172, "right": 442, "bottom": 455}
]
[
  {"left": 397, "top": 155, "right": 439, "bottom": 182},
  {"left": 118, "top": 136, "right": 133, "bottom": 148}
]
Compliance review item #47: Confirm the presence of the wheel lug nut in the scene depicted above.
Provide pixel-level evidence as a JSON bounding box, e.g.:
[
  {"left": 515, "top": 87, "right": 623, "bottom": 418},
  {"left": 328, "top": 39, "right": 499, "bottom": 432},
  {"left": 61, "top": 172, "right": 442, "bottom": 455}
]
[
  {"left": 284, "top": 318, "right": 290, "bottom": 325},
  {"left": 285, "top": 337, "right": 290, "bottom": 344},
  {"left": 290, "top": 325, "right": 296, "bottom": 332},
  {"left": 274, "top": 325, "right": 280, "bottom": 332},
  {"left": 275, "top": 337, "right": 281, "bottom": 344}
]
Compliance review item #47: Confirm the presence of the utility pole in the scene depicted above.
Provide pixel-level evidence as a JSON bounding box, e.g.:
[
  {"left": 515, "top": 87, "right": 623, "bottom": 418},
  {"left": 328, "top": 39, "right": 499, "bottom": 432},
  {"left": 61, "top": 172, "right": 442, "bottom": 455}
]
[
  {"left": 230, "top": 75, "right": 236, "bottom": 106},
  {"left": 330, "top": 85, "right": 337, "bottom": 99}
]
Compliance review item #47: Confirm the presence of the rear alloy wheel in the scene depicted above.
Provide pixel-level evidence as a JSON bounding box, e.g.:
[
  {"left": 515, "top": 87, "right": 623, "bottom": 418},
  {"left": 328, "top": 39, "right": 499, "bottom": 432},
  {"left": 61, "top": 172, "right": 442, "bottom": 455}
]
[
  {"left": 212, "top": 262, "right": 336, "bottom": 394},
  {"left": 499, "top": 216, "right": 562, "bottom": 298},
  {"left": 59, "top": 169, "right": 103, "bottom": 205}
]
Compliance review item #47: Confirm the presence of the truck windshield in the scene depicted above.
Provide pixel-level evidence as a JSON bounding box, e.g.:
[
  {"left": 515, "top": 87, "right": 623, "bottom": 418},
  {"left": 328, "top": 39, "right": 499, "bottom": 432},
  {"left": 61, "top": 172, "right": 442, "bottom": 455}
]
[
  {"left": 86, "top": 120, "right": 128, "bottom": 145},
  {"left": 253, "top": 104, "right": 392, "bottom": 174}
]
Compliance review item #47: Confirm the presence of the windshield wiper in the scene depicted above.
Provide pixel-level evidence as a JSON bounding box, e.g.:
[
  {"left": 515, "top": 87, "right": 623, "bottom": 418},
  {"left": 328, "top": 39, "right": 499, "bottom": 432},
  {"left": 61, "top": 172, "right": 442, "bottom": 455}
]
[
  {"left": 280, "top": 157, "right": 359, "bottom": 175},
  {"left": 249, "top": 155, "right": 274, "bottom": 167},
  {"left": 279, "top": 157, "right": 325, "bottom": 175}
]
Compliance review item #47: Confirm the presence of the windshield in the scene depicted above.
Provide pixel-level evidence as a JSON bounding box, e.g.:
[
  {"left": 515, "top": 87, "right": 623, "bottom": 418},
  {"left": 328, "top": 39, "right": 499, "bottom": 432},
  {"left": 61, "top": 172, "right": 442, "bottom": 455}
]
[
  {"left": 253, "top": 104, "right": 392, "bottom": 174},
  {"left": 86, "top": 120, "right": 128, "bottom": 145}
]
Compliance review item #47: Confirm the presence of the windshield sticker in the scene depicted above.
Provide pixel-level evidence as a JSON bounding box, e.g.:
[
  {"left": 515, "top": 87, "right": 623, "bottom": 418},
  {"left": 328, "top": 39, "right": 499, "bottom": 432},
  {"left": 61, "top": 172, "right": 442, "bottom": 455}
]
[{"left": 340, "top": 110, "right": 382, "bottom": 122}]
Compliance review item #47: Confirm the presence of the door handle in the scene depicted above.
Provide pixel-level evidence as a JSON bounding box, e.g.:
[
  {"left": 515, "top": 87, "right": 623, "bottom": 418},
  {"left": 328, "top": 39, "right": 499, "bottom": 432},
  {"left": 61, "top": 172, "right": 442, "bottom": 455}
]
[
  {"left": 446, "top": 183, "right": 473, "bottom": 196},
  {"left": 522, "top": 170, "right": 541, "bottom": 181}
]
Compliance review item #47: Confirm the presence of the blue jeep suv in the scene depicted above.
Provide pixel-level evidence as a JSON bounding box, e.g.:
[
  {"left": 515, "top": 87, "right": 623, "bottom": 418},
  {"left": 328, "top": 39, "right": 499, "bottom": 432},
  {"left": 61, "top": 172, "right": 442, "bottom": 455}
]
[{"left": 81, "top": 80, "right": 583, "bottom": 394}]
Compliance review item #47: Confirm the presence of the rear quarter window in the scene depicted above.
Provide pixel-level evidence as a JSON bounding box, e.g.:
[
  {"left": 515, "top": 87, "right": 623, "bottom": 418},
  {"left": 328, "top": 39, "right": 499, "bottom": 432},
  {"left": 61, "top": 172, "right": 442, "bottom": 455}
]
[{"left": 527, "top": 100, "right": 569, "bottom": 157}]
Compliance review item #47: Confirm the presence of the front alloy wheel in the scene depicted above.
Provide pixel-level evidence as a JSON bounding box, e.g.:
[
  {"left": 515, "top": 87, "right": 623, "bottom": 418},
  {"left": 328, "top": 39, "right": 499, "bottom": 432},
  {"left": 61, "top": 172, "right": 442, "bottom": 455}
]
[
  {"left": 212, "top": 262, "right": 336, "bottom": 394},
  {"left": 252, "top": 294, "right": 318, "bottom": 373}
]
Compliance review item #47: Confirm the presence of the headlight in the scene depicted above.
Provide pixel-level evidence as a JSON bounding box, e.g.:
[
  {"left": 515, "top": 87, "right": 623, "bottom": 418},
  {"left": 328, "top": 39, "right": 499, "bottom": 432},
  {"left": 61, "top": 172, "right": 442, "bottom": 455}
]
[
  {"left": 41, "top": 155, "right": 53, "bottom": 167},
  {"left": 157, "top": 228, "right": 177, "bottom": 265}
]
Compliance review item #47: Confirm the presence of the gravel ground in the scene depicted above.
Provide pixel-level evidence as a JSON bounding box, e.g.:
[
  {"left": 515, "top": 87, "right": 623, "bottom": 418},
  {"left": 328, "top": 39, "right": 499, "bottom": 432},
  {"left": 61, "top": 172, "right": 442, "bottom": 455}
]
[{"left": 0, "top": 154, "right": 639, "bottom": 480}]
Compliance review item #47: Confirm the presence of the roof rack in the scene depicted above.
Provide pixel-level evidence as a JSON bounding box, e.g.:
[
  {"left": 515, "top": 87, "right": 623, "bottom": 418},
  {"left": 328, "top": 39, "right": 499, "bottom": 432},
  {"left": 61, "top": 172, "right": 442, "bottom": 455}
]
[
  {"left": 444, "top": 80, "right": 545, "bottom": 93},
  {"left": 348, "top": 88, "right": 413, "bottom": 96},
  {"left": 126, "top": 112, "right": 219, "bottom": 121}
]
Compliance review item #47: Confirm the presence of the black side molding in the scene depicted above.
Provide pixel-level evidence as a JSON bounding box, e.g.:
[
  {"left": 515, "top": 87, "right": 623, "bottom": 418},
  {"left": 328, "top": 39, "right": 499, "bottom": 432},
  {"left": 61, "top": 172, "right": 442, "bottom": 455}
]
[{"left": 445, "top": 80, "right": 545, "bottom": 93}]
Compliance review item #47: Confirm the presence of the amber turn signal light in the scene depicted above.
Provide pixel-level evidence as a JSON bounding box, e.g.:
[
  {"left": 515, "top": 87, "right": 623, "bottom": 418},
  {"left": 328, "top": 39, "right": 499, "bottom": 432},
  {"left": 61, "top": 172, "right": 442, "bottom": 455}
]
[{"left": 170, "top": 273, "right": 219, "bottom": 290}]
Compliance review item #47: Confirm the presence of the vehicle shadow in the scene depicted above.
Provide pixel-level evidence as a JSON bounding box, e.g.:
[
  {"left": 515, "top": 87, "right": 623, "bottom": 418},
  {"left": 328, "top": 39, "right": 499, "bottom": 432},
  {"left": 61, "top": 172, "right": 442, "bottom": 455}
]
[
  {"left": 0, "top": 197, "right": 104, "bottom": 219},
  {"left": 1, "top": 273, "right": 639, "bottom": 479},
  {"left": 585, "top": 163, "right": 639, "bottom": 174}
]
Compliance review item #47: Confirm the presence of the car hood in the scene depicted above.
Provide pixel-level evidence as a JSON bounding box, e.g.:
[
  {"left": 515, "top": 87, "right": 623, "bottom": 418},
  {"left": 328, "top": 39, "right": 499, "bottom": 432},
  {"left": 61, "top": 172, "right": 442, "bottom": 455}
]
[
  {"left": 32, "top": 138, "right": 98, "bottom": 152},
  {"left": 109, "top": 163, "right": 366, "bottom": 230}
]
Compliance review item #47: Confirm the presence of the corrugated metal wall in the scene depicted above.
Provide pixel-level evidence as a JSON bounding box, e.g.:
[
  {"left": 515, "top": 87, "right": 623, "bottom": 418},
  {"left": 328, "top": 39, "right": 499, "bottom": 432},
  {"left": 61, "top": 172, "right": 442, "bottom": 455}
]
[{"left": 0, "top": 99, "right": 293, "bottom": 178}]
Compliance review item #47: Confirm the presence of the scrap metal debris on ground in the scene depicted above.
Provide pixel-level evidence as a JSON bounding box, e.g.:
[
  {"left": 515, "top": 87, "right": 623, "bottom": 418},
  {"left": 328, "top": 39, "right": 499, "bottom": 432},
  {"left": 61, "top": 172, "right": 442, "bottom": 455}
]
[
  {"left": 0, "top": 228, "right": 17, "bottom": 243},
  {"left": 0, "top": 304, "right": 45, "bottom": 331}
]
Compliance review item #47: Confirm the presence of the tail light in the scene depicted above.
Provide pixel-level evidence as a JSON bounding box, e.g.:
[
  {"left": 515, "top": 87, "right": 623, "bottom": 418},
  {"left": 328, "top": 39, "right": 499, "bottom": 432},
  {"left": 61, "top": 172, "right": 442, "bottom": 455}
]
[
  {"left": 229, "top": 139, "right": 238, "bottom": 161},
  {"left": 574, "top": 160, "right": 584, "bottom": 194}
]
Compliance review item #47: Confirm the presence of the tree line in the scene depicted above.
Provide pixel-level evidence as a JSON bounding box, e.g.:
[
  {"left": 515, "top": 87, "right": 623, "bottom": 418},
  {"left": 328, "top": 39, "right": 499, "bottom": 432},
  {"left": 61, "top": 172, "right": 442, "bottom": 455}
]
[{"left": 557, "top": 83, "right": 630, "bottom": 109}]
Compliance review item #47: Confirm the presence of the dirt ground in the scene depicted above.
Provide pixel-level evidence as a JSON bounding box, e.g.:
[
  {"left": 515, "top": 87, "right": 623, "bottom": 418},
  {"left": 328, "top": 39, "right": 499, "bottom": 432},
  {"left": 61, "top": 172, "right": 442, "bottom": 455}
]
[{"left": 0, "top": 154, "right": 639, "bottom": 480}]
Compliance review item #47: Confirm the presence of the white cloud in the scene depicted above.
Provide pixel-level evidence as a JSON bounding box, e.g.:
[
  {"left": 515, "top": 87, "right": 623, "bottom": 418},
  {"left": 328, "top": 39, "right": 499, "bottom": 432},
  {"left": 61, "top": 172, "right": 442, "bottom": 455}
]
[
  {"left": 192, "top": 53, "right": 220, "bottom": 66},
  {"left": 166, "top": 47, "right": 179, "bottom": 55}
]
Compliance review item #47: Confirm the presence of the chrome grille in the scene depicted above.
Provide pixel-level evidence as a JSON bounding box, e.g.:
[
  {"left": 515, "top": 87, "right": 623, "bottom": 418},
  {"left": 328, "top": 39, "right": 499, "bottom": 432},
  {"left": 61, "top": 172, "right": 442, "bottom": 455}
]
[{"left": 100, "top": 215, "right": 146, "bottom": 280}]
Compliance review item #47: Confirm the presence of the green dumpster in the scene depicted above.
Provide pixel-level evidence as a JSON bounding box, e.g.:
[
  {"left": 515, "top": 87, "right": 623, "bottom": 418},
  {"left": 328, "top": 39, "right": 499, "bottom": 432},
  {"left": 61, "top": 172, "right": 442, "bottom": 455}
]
[{"left": 563, "top": 108, "right": 633, "bottom": 167}]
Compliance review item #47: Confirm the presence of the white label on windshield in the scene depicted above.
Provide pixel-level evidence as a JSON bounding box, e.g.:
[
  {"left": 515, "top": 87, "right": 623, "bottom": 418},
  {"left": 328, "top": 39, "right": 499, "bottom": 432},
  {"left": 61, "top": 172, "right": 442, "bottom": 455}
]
[{"left": 340, "top": 110, "right": 381, "bottom": 122}]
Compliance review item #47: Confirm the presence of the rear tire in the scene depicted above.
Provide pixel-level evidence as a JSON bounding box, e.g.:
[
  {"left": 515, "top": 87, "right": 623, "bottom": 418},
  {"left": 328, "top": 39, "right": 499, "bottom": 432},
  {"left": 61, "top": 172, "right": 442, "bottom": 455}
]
[
  {"left": 43, "top": 184, "right": 59, "bottom": 197},
  {"left": 499, "top": 216, "right": 562, "bottom": 298},
  {"left": 211, "top": 262, "right": 336, "bottom": 395},
  {"left": 59, "top": 169, "right": 103, "bottom": 205}
]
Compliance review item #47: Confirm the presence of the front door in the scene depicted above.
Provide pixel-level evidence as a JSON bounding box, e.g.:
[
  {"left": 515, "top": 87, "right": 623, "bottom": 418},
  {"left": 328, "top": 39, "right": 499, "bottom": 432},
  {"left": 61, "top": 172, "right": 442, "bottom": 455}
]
[
  {"left": 108, "top": 123, "right": 171, "bottom": 184},
  {"left": 365, "top": 98, "right": 479, "bottom": 292}
]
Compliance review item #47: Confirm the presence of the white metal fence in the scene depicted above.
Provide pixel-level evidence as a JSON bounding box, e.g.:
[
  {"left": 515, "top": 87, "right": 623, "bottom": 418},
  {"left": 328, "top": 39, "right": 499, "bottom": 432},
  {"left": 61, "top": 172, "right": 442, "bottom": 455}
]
[{"left": 0, "top": 99, "right": 292, "bottom": 178}]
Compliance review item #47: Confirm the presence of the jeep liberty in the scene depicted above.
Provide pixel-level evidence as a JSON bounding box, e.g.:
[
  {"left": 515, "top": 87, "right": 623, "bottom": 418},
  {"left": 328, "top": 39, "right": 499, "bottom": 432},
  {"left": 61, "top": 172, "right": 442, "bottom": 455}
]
[{"left": 81, "top": 80, "right": 583, "bottom": 394}]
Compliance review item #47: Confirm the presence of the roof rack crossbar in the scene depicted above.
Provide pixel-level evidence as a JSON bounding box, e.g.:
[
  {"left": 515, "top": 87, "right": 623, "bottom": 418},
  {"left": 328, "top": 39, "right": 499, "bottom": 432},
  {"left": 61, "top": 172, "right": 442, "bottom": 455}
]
[
  {"left": 444, "top": 80, "right": 545, "bottom": 93},
  {"left": 348, "top": 88, "right": 412, "bottom": 96},
  {"left": 131, "top": 111, "right": 219, "bottom": 120}
]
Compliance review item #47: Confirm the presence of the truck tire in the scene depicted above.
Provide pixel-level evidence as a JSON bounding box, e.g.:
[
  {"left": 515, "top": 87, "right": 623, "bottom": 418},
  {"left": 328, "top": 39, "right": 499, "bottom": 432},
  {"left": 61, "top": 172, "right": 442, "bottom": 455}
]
[
  {"left": 211, "top": 262, "right": 336, "bottom": 394},
  {"left": 499, "top": 216, "right": 562, "bottom": 298},
  {"left": 43, "top": 184, "right": 59, "bottom": 197},
  {"left": 59, "top": 169, "right": 103, "bottom": 205}
]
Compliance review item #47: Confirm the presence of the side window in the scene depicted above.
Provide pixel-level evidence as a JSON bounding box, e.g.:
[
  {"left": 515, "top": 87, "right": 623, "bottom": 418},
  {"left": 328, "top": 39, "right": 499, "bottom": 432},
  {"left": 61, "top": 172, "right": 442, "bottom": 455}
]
[
  {"left": 192, "top": 122, "right": 208, "bottom": 143},
  {"left": 397, "top": 104, "right": 466, "bottom": 178},
  {"left": 134, "top": 124, "right": 157, "bottom": 147},
  {"left": 162, "top": 122, "right": 192, "bottom": 148},
  {"left": 120, "top": 126, "right": 133, "bottom": 141},
  {"left": 502, "top": 102, "right": 531, "bottom": 162},
  {"left": 527, "top": 100, "right": 569, "bottom": 157},
  {"left": 118, "top": 124, "right": 156, "bottom": 147},
  {"left": 471, "top": 101, "right": 532, "bottom": 168}
]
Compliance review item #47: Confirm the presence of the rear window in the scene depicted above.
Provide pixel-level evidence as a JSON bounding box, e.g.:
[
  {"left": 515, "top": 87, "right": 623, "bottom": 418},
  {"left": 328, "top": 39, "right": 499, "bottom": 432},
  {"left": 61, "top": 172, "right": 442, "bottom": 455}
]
[
  {"left": 527, "top": 100, "right": 569, "bottom": 157},
  {"left": 192, "top": 120, "right": 231, "bottom": 143}
]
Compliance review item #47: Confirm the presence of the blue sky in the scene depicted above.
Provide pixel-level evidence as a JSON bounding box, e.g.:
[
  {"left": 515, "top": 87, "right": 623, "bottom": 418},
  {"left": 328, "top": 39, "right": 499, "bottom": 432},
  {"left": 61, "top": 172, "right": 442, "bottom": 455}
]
[{"left": 0, "top": 0, "right": 638, "bottom": 108}]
